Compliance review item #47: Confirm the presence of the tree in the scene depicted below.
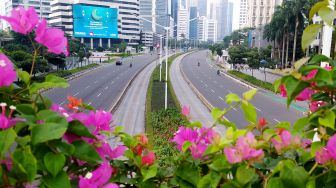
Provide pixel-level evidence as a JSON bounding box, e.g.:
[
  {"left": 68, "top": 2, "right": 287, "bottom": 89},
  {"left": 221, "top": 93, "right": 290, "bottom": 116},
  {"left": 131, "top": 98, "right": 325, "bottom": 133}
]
[
  {"left": 228, "top": 45, "right": 247, "bottom": 67},
  {"left": 246, "top": 48, "right": 260, "bottom": 76},
  {"left": 223, "top": 36, "right": 231, "bottom": 49}
]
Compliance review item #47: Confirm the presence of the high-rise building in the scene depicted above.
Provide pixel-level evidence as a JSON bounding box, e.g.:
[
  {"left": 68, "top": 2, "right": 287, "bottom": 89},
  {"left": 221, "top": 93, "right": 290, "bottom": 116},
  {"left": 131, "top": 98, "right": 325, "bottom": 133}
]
[
  {"left": 197, "top": 16, "right": 206, "bottom": 41},
  {"left": 216, "top": 0, "right": 233, "bottom": 41},
  {"left": 239, "top": 0, "right": 283, "bottom": 29},
  {"left": 155, "top": 0, "right": 172, "bottom": 35},
  {"left": 198, "top": 0, "right": 207, "bottom": 17},
  {"left": 189, "top": 6, "right": 198, "bottom": 40},
  {"left": 2, "top": 0, "right": 51, "bottom": 29},
  {"left": 140, "top": 0, "right": 155, "bottom": 32},
  {"left": 177, "top": 0, "right": 189, "bottom": 40},
  {"left": 171, "top": 0, "right": 178, "bottom": 37},
  {"left": 49, "top": 0, "right": 140, "bottom": 49},
  {"left": 206, "top": 19, "right": 217, "bottom": 43},
  {"left": 239, "top": 0, "right": 249, "bottom": 29}
]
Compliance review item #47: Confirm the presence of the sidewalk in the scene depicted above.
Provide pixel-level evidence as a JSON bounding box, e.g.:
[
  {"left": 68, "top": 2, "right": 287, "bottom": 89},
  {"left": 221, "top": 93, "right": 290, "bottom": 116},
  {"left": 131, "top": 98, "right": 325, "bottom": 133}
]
[
  {"left": 170, "top": 53, "right": 213, "bottom": 128},
  {"left": 239, "top": 69, "right": 280, "bottom": 84}
]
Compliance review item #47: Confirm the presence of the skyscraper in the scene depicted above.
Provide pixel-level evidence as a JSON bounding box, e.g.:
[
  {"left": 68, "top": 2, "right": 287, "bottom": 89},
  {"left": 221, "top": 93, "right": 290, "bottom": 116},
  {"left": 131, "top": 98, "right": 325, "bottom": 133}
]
[
  {"left": 177, "top": 0, "right": 189, "bottom": 40},
  {"left": 189, "top": 6, "right": 198, "bottom": 40},
  {"left": 239, "top": 0, "right": 249, "bottom": 29},
  {"left": 171, "top": 0, "right": 178, "bottom": 37},
  {"left": 140, "top": 0, "right": 155, "bottom": 32},
  {"left": 198, "top": 0, "right": 207, "bottom": 17},
  {"left": 216, "top": 0, "right": 233, "bottom": 41},
  {"left": 155, "top": 0, "right": 172, "bottom": 35}
]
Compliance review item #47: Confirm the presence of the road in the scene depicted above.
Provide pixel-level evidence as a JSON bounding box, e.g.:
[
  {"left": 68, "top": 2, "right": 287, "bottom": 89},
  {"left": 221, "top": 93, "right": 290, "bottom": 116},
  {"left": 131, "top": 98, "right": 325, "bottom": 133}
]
[
  {"left": 180, "top": 51, "right": 303, "bottom": 128},
  {"left": 45, "top": 54, "right": 159, "bottom": 111}
]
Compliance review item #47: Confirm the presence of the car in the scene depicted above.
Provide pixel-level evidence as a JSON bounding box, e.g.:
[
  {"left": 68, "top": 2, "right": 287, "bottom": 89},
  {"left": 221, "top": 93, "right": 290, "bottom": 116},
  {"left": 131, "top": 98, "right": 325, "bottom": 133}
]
[{"left": 116, "top": 60, "right": 122, "bottom": 65}]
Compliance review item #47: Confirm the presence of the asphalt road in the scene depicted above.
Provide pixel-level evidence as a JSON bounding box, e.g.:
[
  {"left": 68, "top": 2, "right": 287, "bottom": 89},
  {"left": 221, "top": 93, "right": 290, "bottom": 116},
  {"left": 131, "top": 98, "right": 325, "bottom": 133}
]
[
  {"left": 45, "top": 54, "right": 159, "bottom": 111},
  {"left": 180, "top": 51, "right": 303, "bottom": 128}
]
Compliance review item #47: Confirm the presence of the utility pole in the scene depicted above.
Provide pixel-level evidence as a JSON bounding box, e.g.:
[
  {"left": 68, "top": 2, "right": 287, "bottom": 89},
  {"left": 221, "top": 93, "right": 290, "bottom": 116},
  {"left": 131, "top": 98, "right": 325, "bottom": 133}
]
[
  {"left": 159, "top": 35, "right": 163, "bottom": 82},
  {"left": 165, "top": 28, "right": 169, "bottom": 109}
]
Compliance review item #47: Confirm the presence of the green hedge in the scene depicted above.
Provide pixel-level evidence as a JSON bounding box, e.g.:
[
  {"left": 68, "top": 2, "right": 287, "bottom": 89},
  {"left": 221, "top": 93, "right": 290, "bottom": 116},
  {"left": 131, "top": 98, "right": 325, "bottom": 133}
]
[{"left": 227, "top": 70, "right": 275, "bottom": 92}]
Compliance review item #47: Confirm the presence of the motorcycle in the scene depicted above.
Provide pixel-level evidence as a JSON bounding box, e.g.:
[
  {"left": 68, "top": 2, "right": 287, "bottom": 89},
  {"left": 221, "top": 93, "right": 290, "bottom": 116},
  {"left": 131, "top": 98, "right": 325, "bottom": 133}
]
[
  {"left": 130, "top": 63, "right": 132, "bottom": 68},
  {"left": 217, "top": 70, "right": 220, "bottom": 75}
]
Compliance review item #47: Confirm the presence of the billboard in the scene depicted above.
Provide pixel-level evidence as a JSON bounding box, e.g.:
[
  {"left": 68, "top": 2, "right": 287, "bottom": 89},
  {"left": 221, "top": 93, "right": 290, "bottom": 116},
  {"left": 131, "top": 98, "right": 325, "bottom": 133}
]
[{"left": 73, "top": 4, "right": 118, "bottom": 38}]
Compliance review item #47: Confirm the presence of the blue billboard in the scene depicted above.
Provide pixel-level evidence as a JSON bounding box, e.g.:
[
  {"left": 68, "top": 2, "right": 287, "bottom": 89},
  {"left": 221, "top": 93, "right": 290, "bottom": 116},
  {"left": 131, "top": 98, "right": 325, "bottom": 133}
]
[{"left": 72, "top": 4, "right": 118, "bottom": 38}]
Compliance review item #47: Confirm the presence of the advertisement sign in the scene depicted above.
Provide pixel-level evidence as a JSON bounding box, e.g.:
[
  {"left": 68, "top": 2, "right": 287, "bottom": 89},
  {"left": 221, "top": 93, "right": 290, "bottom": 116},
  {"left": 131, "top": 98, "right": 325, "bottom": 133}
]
[{"left": 73, "top": 4, "right": 118, "bottom": 38}]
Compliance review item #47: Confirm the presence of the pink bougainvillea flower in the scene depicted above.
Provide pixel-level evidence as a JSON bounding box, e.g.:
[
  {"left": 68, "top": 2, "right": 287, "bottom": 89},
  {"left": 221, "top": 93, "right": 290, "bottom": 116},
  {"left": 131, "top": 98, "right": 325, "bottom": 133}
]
[
  {"left": 190, "top": 143, "right": 207, "bottom": 159},
  {"left": 97, "top": 143, "right": 127, "bottom": 160},
  {"left": 309, "top": 101, "right": 327, "bottom": 113},
  {"left": 302, "top": 69, "right": 318, "bottom": 81},
  {"left": 326, "top": 134, "right": 336, "bottom": 159},
  {"left": 109, "top": 145, "right": 127, "bottom": 159},
  {"left": 85, "top": 110, "right": 112, "bottom": 134},
  {"left": 0, "top": 103, "right": 19, "bottom": 129},
  {"left": 0, "top": 53, "right": 17, "bottom": 87},
  {"left": 271, "top": 130, "right": 300, "bottom": 154},
  {"left": 1, "top": 158, "right": 12, "bottom": 171},
  {"left": 137, "top": 133, "right": 148, "bottom": 145},
  {"left": 279, "top": 85, "right": 313, "bottom": 101},
  {"left": 35, "top": 19, "right": 69, "bottom": 56},
  {"left": 257, "top": 117, "right": 267, "bottom": 129},
  {"left": 224, "top": 132, "right": 264, "bottom": 164},
  {"left": 0, "top": 6, "right": 38, "bottom": 34},
  {"left": 103, "top": 183, "right": 119, "bottom": 188},
  {"left": 315, "top": 135, "right": 336, "bottom": 165},
  {"left": 79, "top": 162, "right": 113, "bottom": 188},
  {"left": 172, "top": 127, "right": 198, "bottom": 150},
  {"left": 295, "top": 88, "right": 314, "bottom": 101},
  {"left": 181, "top": 105, "right": 190, "bottom": 117},
  {"left": 141, "top": 151, "right": 156, "bottom": 166}
]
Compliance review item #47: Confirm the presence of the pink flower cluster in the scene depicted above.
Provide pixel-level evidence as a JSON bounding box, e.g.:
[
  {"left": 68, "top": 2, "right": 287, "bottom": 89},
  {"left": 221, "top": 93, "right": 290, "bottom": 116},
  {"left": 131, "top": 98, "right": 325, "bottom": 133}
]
[
  {"left": 0, "top": 6, "right": 68, "bottom": 56},
  {"left": 271, "top": 130, "right": 300, "bottom": 154},
  {"left": 316, "top": 135, "right": 336, "bottom": 165},
  {"left": 0, "top": 54, "right": 16, "bottom": 87},
  {"left": 0, "top": 103, "right": 19, "bottom": 129},
  {"left": 279, "top": 85, "right": 314, "bottom": 102},
  {"left": 224, "top": 132, "right": 264, "bottom": 164},
  {"left": 172, "top": 127, "right": 218, "bottom": 159},
  {"left": 51, "top": 103, "right": 126, "bottom": 187},
  {"left": 131, "top": 134, "right": 156, "bottom": 166}
]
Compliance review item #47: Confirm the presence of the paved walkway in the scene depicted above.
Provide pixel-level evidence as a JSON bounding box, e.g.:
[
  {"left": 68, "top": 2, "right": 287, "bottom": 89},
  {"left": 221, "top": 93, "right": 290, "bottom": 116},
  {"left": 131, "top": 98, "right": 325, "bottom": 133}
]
[
  {"left": 170, "top": 53, "right": 213, "bottom": 128},
  {"left": 239, "top": 68, "right": 280, "bottom": 84}
]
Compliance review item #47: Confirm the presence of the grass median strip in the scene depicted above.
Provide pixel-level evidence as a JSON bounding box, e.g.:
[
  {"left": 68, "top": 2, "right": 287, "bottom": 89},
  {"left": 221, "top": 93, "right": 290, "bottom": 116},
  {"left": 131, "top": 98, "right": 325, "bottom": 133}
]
[
  {"left": 145, "top": 53, "right": 188, "bottom": 167},
  {"left": 227, "top": 70, "right": 275, "bottom": 92}
]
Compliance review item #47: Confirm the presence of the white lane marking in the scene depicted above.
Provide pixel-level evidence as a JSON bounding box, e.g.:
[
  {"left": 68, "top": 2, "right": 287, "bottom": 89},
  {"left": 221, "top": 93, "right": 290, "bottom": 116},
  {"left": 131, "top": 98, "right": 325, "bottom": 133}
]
[
  {"left": 211, "top": 89, "right": 215, "bottom": 93},
  {"left": 205, "top": 84, "right": 208, "bottom": 87},
  {"left": 105, "top": 86, "right": 109, "bottom": 90},
  {"left": 256, "top": 107, "right": 262, "bottom": 112},
  {"left": 274, "top": 118, "right": 280, "bottom": 123},
  {"left": 73, "top": 92, "right": 80, "bottom": 96},
  {"left": 219, "top": 96, "right": 224, "bottom": 101},
  {"left": 97, "top": 92, "right": 102, "bottom": 97},
  {"left": 88, "top": 102, "right": 92, "bottom": 105},
  {"left": 85, "top": 85, "right": 90, "bottom": 89},
  {"left": 60, "top": 101, "right": 65, "bottom": 105},
  {"left": 232, "top": 107, "right": 238, "bottom": 111},
  {"left": 94, "top": 81, "right": 98, "bottom": 84}
]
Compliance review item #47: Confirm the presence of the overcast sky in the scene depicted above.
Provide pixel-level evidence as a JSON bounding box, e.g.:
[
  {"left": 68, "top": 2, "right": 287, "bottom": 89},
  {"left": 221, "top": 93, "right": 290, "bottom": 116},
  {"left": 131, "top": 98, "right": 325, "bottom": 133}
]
[{"left": 230, "top": 0, "right": 240, "bottom": 31}]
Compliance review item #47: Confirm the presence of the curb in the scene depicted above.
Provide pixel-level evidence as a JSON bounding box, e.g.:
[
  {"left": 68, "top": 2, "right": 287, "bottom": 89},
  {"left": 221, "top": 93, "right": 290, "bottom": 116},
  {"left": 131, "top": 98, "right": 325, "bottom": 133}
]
[{"left": 177, "top": 53, "right": 214, "bottom": 112}]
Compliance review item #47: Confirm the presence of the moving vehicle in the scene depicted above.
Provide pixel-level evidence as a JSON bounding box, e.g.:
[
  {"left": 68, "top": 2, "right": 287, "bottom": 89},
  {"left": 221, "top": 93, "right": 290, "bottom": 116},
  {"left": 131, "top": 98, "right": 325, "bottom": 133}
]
[{"left": 116, "top": 60, "right": 122, "bottom": 65}]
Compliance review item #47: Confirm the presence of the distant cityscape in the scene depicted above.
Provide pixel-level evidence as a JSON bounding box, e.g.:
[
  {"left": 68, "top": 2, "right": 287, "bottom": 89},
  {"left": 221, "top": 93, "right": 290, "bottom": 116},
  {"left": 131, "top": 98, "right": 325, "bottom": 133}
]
[{"left": 0, "top": 0, "right": 283, "bottom": 49}]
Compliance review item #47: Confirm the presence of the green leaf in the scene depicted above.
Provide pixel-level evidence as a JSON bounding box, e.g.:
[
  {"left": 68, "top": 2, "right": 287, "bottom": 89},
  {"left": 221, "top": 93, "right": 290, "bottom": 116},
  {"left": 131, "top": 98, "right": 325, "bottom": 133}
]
[
  {"left": 243, "top": 89, "right": 257, "bottom": 101},
  {"left": 319, "top": 7, "right": 336, "bottom": 26},
  {"left": 188, "top": 121, "right": 202, "bottom": 128},
  {"left": 114, "top": 126, "right": 124, "bottom": 133},
  {"left": 309, "top": 0, "right": 329, "bottom": 20},
  {"left": 209, "top": 155, "right": 229, "bottom": 172},
  {"left": 72, "top": 140, "right": 102, "bottom": 164},
  {"left": 182, "top": 141, "right": 192, "bottom": 152},
  {"left": 293, "top": 117, "right": 309, "bottom": 135},
  {"left": 236, "top": 166, "right": 256, "bottom": 186},
  {"left": 280, "top": 166, "right": 309, "bottom": 188},
  {"left": 294, "top": 57, "right": 310, "bottom": 70},
  {"left": 16, "top": 104, "right": 36, "bottom": 116},
  {"left": 212, "top": 108, "right": 224, "bottom": 122},
  {"left": 307, "top": 178, "right": 315, "bottom": 188},
  {"left": 308, "top": 55, "right": 330, "bottom": 66},
  {"left": 17, "top": 70, "right": 30, "bottom": 85},
  {"left": 318, "top": 110, "right": 335, "bottom": 129},
  {"left": 275, "top": 122, "right": 291, "bottom": 130},
  {"left": 12, "top": 149, "right": 37, "bottom": 182},
  {"left": 176, "top": 162, "right": 200, "bottom": 186},
  {"left": 44, "top": 152, "right": 65, "bottom": 177},
  {"left": 226, "top": 93, "right": 241, "bottom": 104},
  {"left": 31, "top": 122, "right": 68, "bottom": 145},
  {"left": 302, "top": 24, "right": 322, "bottom": 50},
  {"left": 55, "top": 142, "right": 75, "bottom": 156},
  {"left": 267, "top": 177, "right": 285, "bottom": 188},
  {"left": 141, "top": 165, "right": 157, "bottom": 182},
  {"left": 42, "top": 171, "right": 71, "bottom": 188},
  {"left": 273, "top": 78, "right": 282, "bottom": 92},
  {"left": 311, "top": 142, "right": 323, "bottom": 156},
  {"left": 67, "top": 120, "right": 95, "bottom": 138},
  {"left": 197, "top": 171, "right": 221, "bottom": 188},
  {"left": 30, "top": 74, "right": 69, "bottom": 94},
  {"left": 0, "top": 128, "right": 16, "bottom": 158},
  {"left": 241, "top": 102, "right": 257, "bottom": 123}
]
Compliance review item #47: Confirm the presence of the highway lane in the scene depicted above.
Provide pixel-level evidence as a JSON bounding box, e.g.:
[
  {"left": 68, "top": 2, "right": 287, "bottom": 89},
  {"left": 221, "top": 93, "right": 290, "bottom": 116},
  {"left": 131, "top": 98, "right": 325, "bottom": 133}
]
[
  {"left": 180, "top": 51, "right": 303, "bottom": 128},
  {"left": 45, "top": 54, "right": 159, "bottom": 111}
]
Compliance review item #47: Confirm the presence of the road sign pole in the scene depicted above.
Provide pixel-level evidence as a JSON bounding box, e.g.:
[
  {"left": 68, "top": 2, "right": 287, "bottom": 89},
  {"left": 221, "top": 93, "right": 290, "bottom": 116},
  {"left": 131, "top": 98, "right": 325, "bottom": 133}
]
[
  {"left": 160, "top": 36, "right": 162, "bottom": 82},
  {"left": 165, "top": 28, "right": 169, "bottom": 110}
]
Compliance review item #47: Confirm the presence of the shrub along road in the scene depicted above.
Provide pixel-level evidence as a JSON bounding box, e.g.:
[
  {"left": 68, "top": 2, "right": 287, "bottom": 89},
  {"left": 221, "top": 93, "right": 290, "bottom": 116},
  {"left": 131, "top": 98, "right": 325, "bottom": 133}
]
[
  {"left": 45, "top": 54, "right": 158, "bottom": 111},
  {"left": 180, "top": 51, "right": 303, "bottom": 127}
]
